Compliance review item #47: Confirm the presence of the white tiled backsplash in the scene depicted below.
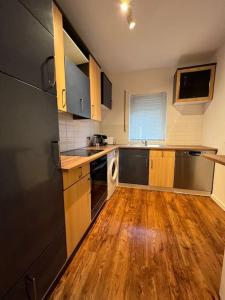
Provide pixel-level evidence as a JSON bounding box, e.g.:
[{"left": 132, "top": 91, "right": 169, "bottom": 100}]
[{"left": 58, "top": 112, "right": 100, "bottom": 152}]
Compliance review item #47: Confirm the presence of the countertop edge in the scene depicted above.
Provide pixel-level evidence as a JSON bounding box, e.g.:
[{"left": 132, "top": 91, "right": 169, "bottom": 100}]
[
  {"left": 202, "top": 154, "right": 225, "bottom": 166},
  {"left": 61, "top": 145, "right": 218, "bottom": 171}
]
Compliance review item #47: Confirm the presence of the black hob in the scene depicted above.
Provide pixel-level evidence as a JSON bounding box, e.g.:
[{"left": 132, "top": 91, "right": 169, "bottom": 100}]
[{"left": 61, "top": 149, "right": 103, "bottom": 157}]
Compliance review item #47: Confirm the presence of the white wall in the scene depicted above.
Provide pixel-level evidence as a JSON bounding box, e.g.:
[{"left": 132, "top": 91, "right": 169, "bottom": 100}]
[
  {"left": 202, "top": 42, "right": 225, "bottom": 209},
  {"left": 101, "top": 67, "right": 204, "bottom": 145},
  {"left": 58, "top": 112, "right": 100, "bottom": 152}
]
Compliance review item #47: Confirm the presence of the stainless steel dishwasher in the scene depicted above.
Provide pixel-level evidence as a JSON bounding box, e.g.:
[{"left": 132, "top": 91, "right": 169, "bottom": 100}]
[{"left": 174, "top": 150, "right": 216, "bottom": 193}]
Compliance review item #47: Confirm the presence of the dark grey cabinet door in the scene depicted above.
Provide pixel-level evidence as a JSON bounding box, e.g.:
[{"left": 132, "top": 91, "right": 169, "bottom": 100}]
[
  {"left": 119, "top": 149, "right": 149, "bottom": 185},
  {"left": 0, "top": 73, "right": 66, "bottom": 298},
  {"left": 101, "top": 72, "right": 112, "bottom": 109},
  {"left": 0, "top": 0, "right": 55, "bottom": 94},
  {"left": 19, "top": 0, "right": 54, "bottom": 35},
  {"left": 65, "top": 57, "right": 91, "bottom": 118},
  {"left": 3, "top": 230, "right": 66, "bottom": 300}
]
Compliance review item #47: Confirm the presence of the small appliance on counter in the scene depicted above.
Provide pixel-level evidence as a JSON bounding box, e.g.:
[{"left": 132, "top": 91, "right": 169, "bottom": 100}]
[
  {"left": 91, "top": 134, "right": 108, "bottom": 146},
  {"left": 107, "top": 136, "right": 115, "bottom": 145}
]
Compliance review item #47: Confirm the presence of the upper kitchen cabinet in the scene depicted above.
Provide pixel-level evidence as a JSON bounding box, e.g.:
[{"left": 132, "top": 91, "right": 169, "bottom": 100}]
[
  {"left": 101, "top": 72, "right": 112, "bottom": 109},
  {"left": 173, "top": 63, "right": 216, "bottom": 104},
  {"left": 53, "top": 3, "right": 67, "bottom": 111},
  {"left": 89, "top": 56, "right": 102, "bottom": 121},
  {"left": 64, "top": 31, "right": 90, "bottom": 118},
  {"left": 19, "top": 0, "right": 54, "bottom": 35},
  {"left": 0, "top": 0, "right": 55, "bottom": 94},
  {"left": 65, "top": 57, "right": 90, "bottom": 118},
  {"left": 53, "top": 3, "right": 90, "bottom": 117}
]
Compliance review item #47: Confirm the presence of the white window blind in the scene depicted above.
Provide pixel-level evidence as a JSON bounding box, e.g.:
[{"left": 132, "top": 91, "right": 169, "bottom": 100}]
[{"left": 129, "top": 92, "right": 167, "bottom": 140}]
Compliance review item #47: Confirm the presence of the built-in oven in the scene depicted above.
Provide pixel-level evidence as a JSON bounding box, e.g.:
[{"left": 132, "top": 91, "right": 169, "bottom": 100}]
[{"left": 90, "top": 155, "right": 107, "bottom": 219}]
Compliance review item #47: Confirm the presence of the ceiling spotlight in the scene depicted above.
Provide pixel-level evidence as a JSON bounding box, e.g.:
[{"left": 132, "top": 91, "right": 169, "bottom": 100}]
[
  {"left": 120, "top": 1, "right": 129, "bottom": 13},
  {"left": 129, "top": 20, "right": 136, "bottom": 30},
  {"left": 127, "top": 9, "right": 136, "bottom": 30}
]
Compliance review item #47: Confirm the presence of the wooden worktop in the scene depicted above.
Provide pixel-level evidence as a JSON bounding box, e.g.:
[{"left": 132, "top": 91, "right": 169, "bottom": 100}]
[
  {"left": 61, "top": 144, "right": 217, "bottom": 171},
  {"left": 60, "top": 146, "right": 118, "bottom": 171},
  {"left": 203, "top": 154, "right": 225, "bottom": 166},
  {"left": 119, "top": 144, "right": 217, "bottom": 151}
]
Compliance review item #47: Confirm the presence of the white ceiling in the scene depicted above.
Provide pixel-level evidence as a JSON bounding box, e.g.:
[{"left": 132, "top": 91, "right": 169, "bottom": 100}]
[{"left": 57, "top": 0, "right": 225, "bottom": 74}]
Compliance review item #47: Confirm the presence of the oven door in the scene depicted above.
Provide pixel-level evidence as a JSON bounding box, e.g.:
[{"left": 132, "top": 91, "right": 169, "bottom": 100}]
[{"left": 91, "top": 156, "right": 107, "bottom": 219}]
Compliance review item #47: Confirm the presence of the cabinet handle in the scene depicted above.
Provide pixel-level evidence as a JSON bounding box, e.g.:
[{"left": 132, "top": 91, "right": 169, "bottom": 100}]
[
  {"left": 91, "top": 104, "right": 95, "bottom": 118},
  {"left": 62, "top": 89, "right": 66, "bottom": 108},
  {"left": 124, "top": 90, "right": 126, "bottom": 132},
  {"left": 51, "top": 141, "right": 60, "bottom": 170},
  {"left": 26, "top": 275, "right": 37, "bottom": 300},
  {"left": 79, "top": 167, "right": 82, "bottom": 178},
  {"left": 46, "top": 56, "right": 56, "bottom": 88},
  {"left": 80, "top": 98, "right": 84, "bottom": 112},
  {"left": 151, "top": 159, "right": 153, "bottom": 169}
]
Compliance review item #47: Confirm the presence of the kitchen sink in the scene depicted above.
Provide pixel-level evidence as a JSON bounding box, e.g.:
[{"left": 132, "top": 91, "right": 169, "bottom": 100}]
[{"left": 129, "top": 143, "right": 162, "bottom": 148}]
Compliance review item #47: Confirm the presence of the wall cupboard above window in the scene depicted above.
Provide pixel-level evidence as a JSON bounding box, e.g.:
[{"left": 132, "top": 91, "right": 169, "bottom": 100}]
[{"left": 173, "top": 63, "right": 216, "bottom": 105}]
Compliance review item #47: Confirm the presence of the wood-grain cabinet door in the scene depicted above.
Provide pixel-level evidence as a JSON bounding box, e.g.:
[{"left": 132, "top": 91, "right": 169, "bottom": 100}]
[
  {"left": 89, "top": 56, "right": 101, "bottom": 121},
  {"left": 53, "top": 3, "right": 67, "bottom": 112},
  {"left": 149, "top": 150, "right": 175, "bottom": 188},
  {"left": 64, "top": 174, "right": 91, "bottom": 257}
]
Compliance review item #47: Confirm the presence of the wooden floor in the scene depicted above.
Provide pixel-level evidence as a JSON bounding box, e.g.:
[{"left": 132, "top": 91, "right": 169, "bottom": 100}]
[{"left": 50, "top": 188, "right": 225, "bottom": 300}]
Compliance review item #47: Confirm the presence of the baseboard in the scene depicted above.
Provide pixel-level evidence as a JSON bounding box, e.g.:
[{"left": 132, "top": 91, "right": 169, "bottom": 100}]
[
  {"left": 118, "top": 183, "right": 211, "bottom": 196},
  {"left": 211, "top": 193, "right": 225, "bottom": 211}
]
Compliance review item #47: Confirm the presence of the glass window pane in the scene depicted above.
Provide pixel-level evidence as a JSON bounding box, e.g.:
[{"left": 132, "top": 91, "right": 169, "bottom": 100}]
[{"left": 129, "top": 92, "right": 167, "bottom": 140}]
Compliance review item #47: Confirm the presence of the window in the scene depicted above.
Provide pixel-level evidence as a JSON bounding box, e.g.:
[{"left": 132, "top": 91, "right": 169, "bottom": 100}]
[{"left": 129, "top": 92, "right": 167, "bottom": 140}]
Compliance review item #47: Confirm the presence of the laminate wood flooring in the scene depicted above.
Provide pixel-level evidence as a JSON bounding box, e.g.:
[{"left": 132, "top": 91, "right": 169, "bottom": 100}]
[{"left": 50, "top": 188, "right": 225, "bottom": 300}]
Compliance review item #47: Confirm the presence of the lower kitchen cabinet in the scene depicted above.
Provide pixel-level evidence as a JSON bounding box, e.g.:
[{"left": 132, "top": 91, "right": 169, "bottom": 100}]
[
  {"left": 149, "top": 150, "right": 175, "bottom": 188},
  {"left": 4, "top": 230, "right": 66, "bottom": 300},
  {"left": 119, "top": 149, "right": 149, "bottom": 185},
  {"left": 63, "top": 172, "right": 91, "bottom": 257}
]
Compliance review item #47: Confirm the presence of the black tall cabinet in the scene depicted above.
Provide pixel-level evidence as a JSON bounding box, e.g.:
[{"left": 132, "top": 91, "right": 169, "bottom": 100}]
[{"left": 0, "top": 1, "right": 67, "bottom": 299}]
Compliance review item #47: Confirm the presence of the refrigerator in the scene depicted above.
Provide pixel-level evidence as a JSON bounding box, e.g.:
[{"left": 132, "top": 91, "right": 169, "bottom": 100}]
[{"left": 0, "top": 1, "right": 67, "bottom": 298}]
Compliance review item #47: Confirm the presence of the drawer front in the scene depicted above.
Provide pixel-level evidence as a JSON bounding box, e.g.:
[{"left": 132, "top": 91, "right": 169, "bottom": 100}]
[
  {"left": 150, "top": 150, "right": 162, "bottom": 158},
  {"left": 3, "top": 230, "right": 67, "bottom": 300},
  {"left": 150, "top": 150, "right": 175, "bottom": 158},
  {"left": 63, "top": 164, "right": 90, "bottom": 190}
]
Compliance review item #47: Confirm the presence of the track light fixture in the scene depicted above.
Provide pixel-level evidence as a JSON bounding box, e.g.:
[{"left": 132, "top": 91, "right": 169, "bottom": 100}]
[
  {"left": 127, "top": 8, "right": 136, "bottom": 30},
  {"left": 120, "top": 0, "right": 136, "bottom": 30},
  {"left": 120, "top": 1, "right": 129, "bottom": 13}
]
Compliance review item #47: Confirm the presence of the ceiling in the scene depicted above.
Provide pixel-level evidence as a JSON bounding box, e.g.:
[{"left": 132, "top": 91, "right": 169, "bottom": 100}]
[{"left": 57, "top": 0, "right": 225, "bottom": 74}]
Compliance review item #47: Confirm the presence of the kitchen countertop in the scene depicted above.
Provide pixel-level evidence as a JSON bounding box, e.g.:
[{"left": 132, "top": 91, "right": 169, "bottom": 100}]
[
  {"left": 61, "top": 145, "right": 118, "bottom": 171},
  {"left": 118, "top": 144, "right": 217, "bottom": 151},
  {"left": 202, "top": 154, "right": 225, "bottom": 166},
  {"left": 61, "top": 144, "right": 217, "bottom": 171}
]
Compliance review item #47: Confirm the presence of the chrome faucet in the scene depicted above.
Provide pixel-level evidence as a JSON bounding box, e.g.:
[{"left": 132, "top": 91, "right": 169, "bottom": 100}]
[{"left": 142, "top": 140, "right": 148, "bottom": 146}]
